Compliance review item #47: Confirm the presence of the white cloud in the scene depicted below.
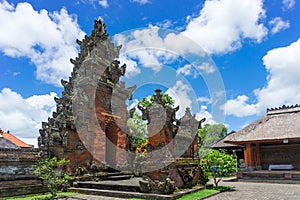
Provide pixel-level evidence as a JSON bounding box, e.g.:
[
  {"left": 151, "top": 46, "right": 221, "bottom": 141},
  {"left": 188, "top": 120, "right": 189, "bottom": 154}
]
[
  {"left": 0, "top": 88, "right": 57, "bottom": 147},
  {"left": 98, "top": 0, "right": 109, "bottom": 8},
  {"left": 197, "top": 96, "right": 212, "bottom": 104},
  {"left": 176, "top": 62, "right": 216, "bottom": 78},
  {"left": 130, "top": 0, "right": 150, "bottom": 5},
  {"left": 166, "top": 80, "right": 193, "bottom": 118},
  {"left": 182, "top": 0, "right": 268, "bottom": 54},
  {"left": 269, "top": 17, "right": 290, "bottom": 34},
  {"left": 222, "top": 39, "right": 300, "bottom": 117},
  {"left": 0, "top": 1, "right": 85, "bottom": 86},
  {"left": 176, "top": 64, "right": 195, "bottom": 77},
  {"left": 115, "top": 0, "right": 268, "bottom": 79},
  {"left": 222, "top": 95, "right": 258, "bottom": 117},
  {"left": 282, "top": 0, "right": 295, "bottom": 10},
  {"left": 195, "top": 105, "right": 216, "bottom": 125},
  {"left": 114, "top": 26, "right": 179, "bottom": 73}
]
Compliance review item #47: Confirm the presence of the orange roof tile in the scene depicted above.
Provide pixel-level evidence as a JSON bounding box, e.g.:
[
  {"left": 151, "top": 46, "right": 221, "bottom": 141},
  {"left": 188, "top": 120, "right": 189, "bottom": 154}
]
[{"left": 2, "top": 132, "right": 32, "bottom": 148}]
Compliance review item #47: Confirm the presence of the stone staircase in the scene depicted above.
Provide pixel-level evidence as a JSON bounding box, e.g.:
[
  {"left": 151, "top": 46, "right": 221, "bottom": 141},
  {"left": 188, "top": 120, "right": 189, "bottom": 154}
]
[
  {"left": 69, "top": 176, "right": 149, "bottom": 199},
  {"left": 69, "top": 174, "right": 205, "bottom": 199},
  {"left": 104, "top": 172, "right": 133, "bottom": 181}
]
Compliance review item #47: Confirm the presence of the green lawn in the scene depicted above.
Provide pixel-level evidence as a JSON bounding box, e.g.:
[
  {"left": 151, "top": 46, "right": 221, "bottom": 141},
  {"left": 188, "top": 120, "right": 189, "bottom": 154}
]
[
  {"left": 131, "top": 186, "right": 231, "bottom": 200},
  {"left": 178, "top": 188, "right": 219, "bottom": 200},
  {"left": 6, "top": 192, "right": 76, "bottom": 200},
  {"left": 179, "top": 186, "right": 231, "bottom": 200}
]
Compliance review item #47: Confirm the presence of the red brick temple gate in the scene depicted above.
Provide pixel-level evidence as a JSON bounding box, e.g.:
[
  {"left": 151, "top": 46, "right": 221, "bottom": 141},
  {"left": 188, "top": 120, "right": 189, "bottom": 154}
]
[{"left": 38, "top": 18, "right": 136, "bottom": 173}]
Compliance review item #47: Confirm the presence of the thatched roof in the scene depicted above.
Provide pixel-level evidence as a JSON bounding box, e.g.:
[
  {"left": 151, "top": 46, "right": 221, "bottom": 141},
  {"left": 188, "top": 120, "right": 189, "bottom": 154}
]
[
  {"left": 210, "top": 131, "right": 242, "bottom": 149},
  {"left": 225, "top": 105, "right": 300, "bottom": 144}
]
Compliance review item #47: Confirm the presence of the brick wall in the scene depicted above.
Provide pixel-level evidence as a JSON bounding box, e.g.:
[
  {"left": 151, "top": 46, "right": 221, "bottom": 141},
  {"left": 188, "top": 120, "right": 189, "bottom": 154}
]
[{"left": 0, "top": 148, "right": 47, "bottom": 198}]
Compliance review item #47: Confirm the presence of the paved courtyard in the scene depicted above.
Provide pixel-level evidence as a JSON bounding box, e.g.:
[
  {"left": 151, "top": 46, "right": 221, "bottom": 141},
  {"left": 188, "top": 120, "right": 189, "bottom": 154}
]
[
  {"left": 64, "top": 179, "right": 300, "bottom": 200},
  {"left": 206, "top": 179, "right": 300, "bottom": 200}
]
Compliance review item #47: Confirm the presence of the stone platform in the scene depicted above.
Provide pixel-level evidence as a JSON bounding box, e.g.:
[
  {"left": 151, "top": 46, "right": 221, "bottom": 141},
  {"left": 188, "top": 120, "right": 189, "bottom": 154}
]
[
  {"left": 69, "top": 177, "right": 205, "bottom": 199},
  {"left": 237, "top": 170, "right": 300, "bottom": 183}
]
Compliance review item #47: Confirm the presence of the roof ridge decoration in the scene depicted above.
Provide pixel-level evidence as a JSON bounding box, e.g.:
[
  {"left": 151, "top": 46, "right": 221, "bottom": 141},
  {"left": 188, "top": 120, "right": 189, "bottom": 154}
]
[{"left": 267, "top": 104, "right": 300, "bottom": 115}]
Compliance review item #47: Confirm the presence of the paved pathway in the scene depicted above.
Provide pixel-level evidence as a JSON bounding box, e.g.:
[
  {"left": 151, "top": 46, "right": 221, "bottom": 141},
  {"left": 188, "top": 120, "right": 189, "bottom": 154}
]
[{"left": 206, "top": 179, "right": 300, "bottom": 200}]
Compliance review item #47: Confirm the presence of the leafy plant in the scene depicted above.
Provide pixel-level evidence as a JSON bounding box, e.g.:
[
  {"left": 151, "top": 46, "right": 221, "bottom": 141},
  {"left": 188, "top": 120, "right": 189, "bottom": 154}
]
[
  {"left": 33, "top": 157, "right": 73, "bottom": 199},
  {"left": 200, "top": 150, "right": 236, "bottom": 187},
  {"left": 138, "top": 92, "right": 174, "bottom": 107},
  {"left": 127, "top": 112, "right": 148, "bottom": 148},
  {"left": 198, "top": 123, "right": 227, "bottom": 157}
]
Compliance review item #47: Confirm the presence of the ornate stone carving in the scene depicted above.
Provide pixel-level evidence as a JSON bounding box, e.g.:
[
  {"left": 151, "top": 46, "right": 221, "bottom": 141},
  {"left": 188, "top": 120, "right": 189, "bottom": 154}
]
[{"left": 38, "top": 18, "right": 136, "bottom": 174}]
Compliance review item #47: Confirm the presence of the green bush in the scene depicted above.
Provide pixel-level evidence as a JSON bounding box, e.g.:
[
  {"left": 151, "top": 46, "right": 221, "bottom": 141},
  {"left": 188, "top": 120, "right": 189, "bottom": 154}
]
[
  {"left": 200, "top": 150, "right": 236, "bottom": 187},
  {"left": 33, "top": 157, "right": 73, "bottom": 199}
]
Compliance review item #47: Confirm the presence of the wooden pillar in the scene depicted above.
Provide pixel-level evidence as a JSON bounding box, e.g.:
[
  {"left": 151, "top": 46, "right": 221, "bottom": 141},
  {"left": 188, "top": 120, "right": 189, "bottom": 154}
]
[
  {"left": 255, "top": 143, "right": 261, "bottom": 170},
  {"left": 244, "top": 143, "right": 253, "bottom": 169}
]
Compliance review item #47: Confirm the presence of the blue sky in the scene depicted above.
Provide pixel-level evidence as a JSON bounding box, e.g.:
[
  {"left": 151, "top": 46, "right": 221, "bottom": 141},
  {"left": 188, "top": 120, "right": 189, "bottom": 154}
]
[{"left": 0, "top": 0, "right": 299, "bottom": 146}]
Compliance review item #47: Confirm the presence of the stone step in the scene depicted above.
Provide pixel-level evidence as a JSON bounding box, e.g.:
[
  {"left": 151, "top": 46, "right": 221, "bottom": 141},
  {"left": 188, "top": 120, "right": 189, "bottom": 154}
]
[
  {"left": 107, "top": 172, "right": 123, "bottom": 176},
  {"left": 105, "top": 174, "right": 133, "bottom": 181},
  {"left": 69, "top": 187, "right": 144, "bottom": 199},
  {"left": 69, "top": 185, "right": 205, "bottom": 200},
  {"left": 69, "top": 187, "right": 176, "bottom": 200},
  {"left": 77, "top": 180, "right": 141, "bottom": 192}
]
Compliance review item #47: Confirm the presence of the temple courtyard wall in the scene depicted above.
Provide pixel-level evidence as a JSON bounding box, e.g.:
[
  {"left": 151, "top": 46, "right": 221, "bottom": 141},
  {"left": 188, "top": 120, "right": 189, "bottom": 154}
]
[{"left": 0, "top": 148, "right": 47, "bottom": 198}]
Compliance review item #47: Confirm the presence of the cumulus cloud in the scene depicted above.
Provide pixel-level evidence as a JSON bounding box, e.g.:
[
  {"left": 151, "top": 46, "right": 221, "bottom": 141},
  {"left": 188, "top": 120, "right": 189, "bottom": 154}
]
[
  {"left": 222, "top": 95, "right": 258, "bottom": 117},
  {"left": 282, "top": 0, "right": 295, "bottom": 10},
  {"left": 269, "top": 17, "right": 290, "bottom": 34},
  {"left": 195, "top": 105, "right": 216, "bottom": 125},
  {"left": 114, "top": 26, "right": 181, "bottom": 73},
  {"left": 0, "top": 88, "right": 57, "bottom": 147},
  {"left": 166, "top": 80, "right": 193, "bottom": 118},
  {"left": 0, "top": 1, "right": 85, "bottom": 86},
  {"left": 222, "top": 39, "right": 300, "bottom": 117},
  {"left": 182, "top": 0, "right": 267, "bottom": 54},
  {"left": 177, "top": 62, "right": 216, "bottom": 78},
  {"left": 115, "top": 0, "right": 268, "bottom": 79}
]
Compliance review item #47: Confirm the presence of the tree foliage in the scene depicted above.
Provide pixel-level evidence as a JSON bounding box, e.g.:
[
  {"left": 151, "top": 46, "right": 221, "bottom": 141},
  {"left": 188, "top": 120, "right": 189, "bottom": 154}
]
[
  {"left": 138, "top": 92, "right": 175, "bottom": 107},
  {"left": 33, "top": 157, "right": 73, "bottom": 199},
  {"left": 127, "top": 112, "right": 148, "bottom": 148},
  {"left": 200, "top": 150, "right": 236, "bottom": 187},
  {"left": 198, "top": 123, "right": 227, "bottom": 157}
]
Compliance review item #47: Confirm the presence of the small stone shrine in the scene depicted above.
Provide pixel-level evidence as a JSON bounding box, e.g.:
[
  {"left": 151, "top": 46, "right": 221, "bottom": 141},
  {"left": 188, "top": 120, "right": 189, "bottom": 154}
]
[{"left": 136, "top": 89, "right": 206, "bottom": 194}]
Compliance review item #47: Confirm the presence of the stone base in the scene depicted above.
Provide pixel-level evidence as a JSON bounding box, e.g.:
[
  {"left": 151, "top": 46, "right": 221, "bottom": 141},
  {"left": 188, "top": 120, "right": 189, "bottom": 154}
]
[{"left": 141, "top": 158, "right": 204, "bottom": 194}]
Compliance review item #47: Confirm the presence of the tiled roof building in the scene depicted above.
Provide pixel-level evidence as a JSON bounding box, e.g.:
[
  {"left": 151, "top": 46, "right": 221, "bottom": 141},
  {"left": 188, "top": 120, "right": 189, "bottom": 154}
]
[{"left": 0, "top": 129, "right": 32, "bottom": 148}]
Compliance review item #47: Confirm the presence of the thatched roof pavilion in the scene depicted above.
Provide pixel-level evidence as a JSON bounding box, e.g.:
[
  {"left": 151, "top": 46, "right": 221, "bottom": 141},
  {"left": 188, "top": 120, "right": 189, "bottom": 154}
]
[{"left": 225, "top": 105, "right": 300, "bottom": 170}]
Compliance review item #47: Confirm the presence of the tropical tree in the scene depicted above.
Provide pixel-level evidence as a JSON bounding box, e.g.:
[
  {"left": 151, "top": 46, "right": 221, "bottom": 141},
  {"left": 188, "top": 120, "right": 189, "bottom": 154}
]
[
  {"left": 138, "top": 92, "right": 175, "bottom": 107},
  {"left": 127, "top": 112, "right": 148, "bottom": 148},
  {"left": 198, "top": 123, "right": 227, "bottom": 157},
  {"left": 33, "top": 157, "right": 73, "bottom": 199},
  {"left": 200, "top": 150, "right": 236, "bottom": 187}
]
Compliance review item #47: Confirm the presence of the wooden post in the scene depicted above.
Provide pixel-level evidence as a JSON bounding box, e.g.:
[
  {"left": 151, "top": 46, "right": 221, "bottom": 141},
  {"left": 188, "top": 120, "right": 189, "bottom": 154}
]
[
  {"left": 255, "top": 143, "right": 261, "bottom": 170},
  {"left": 244, "top": 143, "right": 253, "bottom": 169}
]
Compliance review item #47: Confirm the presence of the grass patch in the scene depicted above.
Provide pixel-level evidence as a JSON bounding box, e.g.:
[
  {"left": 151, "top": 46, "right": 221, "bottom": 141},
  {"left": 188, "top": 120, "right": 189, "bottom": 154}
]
[
  {"left": 130, "top": 186, "right": 231, "bottom": 200},
  {"left": 178, "top": 189, "right": 218, "bottom": 200},
  {"left": 178, "top": 186, "right": 231, "bottom": 200},
  {"left": 6, "top": 192, "right": 77, "bottom": 200}
]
